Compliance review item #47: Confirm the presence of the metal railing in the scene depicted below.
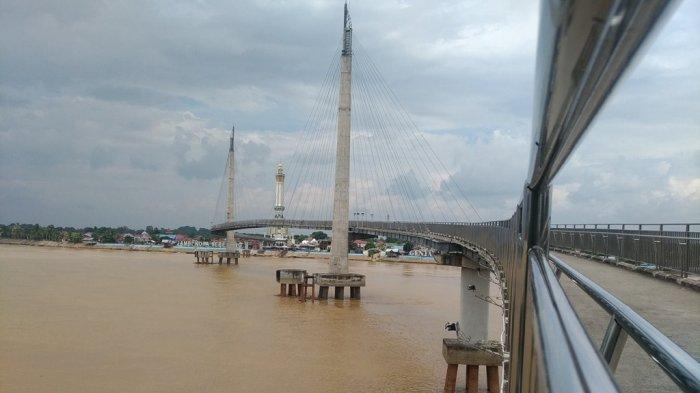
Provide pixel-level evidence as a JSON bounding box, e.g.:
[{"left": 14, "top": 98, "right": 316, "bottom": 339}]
[
  {"left": 551, "top": 224, "right": 700, "bottom": 275},
  {"left": 549, "top": 254, "right": 700, "bottom": 392},
  {"left": 434, "top": 1, "right": 688, "bottom": 391},
  {"left": 529, "top": 248, "right": 618, "bottom": 391}
]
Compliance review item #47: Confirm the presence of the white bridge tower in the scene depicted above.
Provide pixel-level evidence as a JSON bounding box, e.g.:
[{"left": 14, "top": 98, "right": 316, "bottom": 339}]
[
  {"left": 329, "top": 2, "right": 353, "bottom": 274},
  {"left": 226, "top": 125, "right": 236, "bottom": 252}
]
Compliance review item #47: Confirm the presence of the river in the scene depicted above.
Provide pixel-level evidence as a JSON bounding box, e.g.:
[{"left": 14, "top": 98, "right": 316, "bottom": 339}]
[{"left": 0, "top": 244, "right": 495, "bottom": 392}]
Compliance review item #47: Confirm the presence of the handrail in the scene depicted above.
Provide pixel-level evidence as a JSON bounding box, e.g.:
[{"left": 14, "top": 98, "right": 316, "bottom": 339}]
[
  {"left": 549, "top": 254, "right": 700, "bottom": 392},
  {"left": 553, "top": 223, "right": 700, "bottom": 228},
  {"left": 529, "top": 248, "right": 618, "bottom": 392},
  {"left": 551, "top": 230, "right": 698, "bottom": 241}
]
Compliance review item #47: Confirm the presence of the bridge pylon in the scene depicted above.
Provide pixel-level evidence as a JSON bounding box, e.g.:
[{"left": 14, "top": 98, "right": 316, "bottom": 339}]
[
  {"left": 226, "top": 124, "right": 237, "bottom": 252},
  {"left": 329, "top": 2, "right": 352, "bottom": 274}
]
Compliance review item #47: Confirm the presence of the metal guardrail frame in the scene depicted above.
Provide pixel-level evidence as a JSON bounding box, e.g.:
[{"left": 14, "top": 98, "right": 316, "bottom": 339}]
[
  {"left": 529, "top": 248, "right": 618, "bottom": 391},
  {"left": 550, "top": 226, "right": 700, "bottom": 275},
  {"left": 500, "top": 1, "right": 680, "bottom": 390},
  {"left": 549, "top": 254, "right": 700, "bottom": 392}
]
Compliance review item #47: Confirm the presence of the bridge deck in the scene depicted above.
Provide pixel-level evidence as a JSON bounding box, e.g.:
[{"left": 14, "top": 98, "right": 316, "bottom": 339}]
[{"left": 556, "top": 252, "right": 700, "bottom": 392}]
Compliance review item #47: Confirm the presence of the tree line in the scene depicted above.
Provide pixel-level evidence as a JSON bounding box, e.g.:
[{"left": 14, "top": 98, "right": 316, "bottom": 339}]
[{"left": 0, "top": 223, "right": 214, "bottom": 243}]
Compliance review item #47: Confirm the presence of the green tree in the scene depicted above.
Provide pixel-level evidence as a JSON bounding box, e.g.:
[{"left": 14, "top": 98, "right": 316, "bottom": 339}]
[
  {"left": 68, "top": 232, "right": 83, "bottom": 243},
  {"left": 99, "top": 230, "right": 117, "bottom": 243},
  {"left": 403, "top": 241, "right": 414, "bottom": 253},
  {"left": 310, "top": 231, "right": 328, "bottom": 240},
  {"left": 365, "top": 241, "right": 376, "bottom": 250},
  {"left": 147, "top": 226, "right": 160, "bottom": 239},
  {"left": 11, "top": 224, "right": 24, "bottom": 239},
  {"left": 175, "top": 226, "right": 197, "bottom": 237}
]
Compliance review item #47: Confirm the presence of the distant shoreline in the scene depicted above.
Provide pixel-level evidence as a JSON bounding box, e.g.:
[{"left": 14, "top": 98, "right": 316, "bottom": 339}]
[{"left": 0, "top": 239, "right": 438, "bottom": 265}]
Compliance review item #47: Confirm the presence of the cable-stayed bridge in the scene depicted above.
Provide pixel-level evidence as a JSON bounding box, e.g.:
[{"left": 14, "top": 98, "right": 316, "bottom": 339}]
[{"left": 211, "top": 2, "right": 699, "bottom": 392}]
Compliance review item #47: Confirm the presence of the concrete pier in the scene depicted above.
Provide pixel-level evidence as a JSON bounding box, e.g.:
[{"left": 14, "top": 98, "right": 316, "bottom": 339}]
[
  {"left": 217, "top": 251, "right": 240, "bottom": 265},
  {"left": 276, "top": 269, "right": 306, "bottom": 297},
  {"left": 315, "top": 273, "right": 365, "bottom": 300},
  {"left": 329, "top": 4, "right": 353, "bottom": 275},
  {"left": 193, "top": 250, "right": 214, "bottom": 264},
  {"left": 442, "top": 338, "right": 502, "bottom": 393}
]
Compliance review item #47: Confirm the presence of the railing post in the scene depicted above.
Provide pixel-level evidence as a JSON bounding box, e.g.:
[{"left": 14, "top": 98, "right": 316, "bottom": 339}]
[
  {"left": 685, "top": 224, "right": 691, "bottom": 277},
  {"left": 600, "top": 316, "right": 628, "bottom": 373},
  {"left": 620, "top": 234, "right": 625, "bottom": 262},
  {"left": 604, "top": 235, "right": 609, "bottom": 258},
  {"left": 639, "top": 224, "right": 643, "bottom": 263},
  {"left": 659, "top": 224, "right": 664, "bottom": 268}
]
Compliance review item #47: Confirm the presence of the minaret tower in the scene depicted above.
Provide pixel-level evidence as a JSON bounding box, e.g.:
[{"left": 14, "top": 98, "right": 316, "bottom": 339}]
[
  {"left": 274, "top": 164, "right": 285, "bottom": 219},
  {"left": 226, "top": 125, "right": 236, "bottom": 252},
  {"left": 329, "top": 3, "right": 352, "bottom": 274},
  {"left": 268, "top": 164, "right": 290, "bottom": 242}
]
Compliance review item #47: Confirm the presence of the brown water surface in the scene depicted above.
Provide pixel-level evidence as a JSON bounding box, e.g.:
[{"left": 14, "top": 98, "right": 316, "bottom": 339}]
[{"left": 0, "top": 245, "right": 466, "bottom": 392}]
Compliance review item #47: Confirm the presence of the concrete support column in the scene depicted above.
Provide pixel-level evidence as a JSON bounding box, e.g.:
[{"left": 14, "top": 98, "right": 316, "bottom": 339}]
[
  {"left": 329, "top": 28, "right": 352, "bottom": 274},
  {"left": 459, "top": 266, "right": 489, "bottom": 341},
  {"left": 318, "top": 286, "right": 329, "bottom": 299},
  {"left": 226, "top": 231, "right": 236, "bottom": 252}
]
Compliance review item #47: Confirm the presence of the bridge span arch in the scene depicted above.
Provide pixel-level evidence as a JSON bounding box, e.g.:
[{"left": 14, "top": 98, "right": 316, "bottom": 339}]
[{"left": 211, "top": 219, "right": 497, "bottom": 269}]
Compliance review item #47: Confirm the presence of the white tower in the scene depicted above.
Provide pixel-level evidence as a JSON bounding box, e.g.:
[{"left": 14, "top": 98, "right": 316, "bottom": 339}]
[
  {"left": 268, "top": 163, "right": 289, "bottom": 242},
  {"left": 329, "top": 3, "right": 352, "bottom": 274},
  {"left": 226, "top": 125, "right": 236, "bottom": 252},
  {"left": 274, "top": 163, "right": 285, "bottom": 218}
]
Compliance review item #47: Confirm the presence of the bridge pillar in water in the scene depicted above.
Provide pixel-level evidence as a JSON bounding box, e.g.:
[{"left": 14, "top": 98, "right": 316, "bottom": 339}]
[
  {"left": 329, "top": 4, "right": 352, "bottom": 274},
  {"left": 226, "top": 125, "right": 237, "bottom": 252},
  {"left": 226, "top": 231, "right": 236, "bottom": 252},
  {"left": 459, "top": 258, "right": 489, "bottom": 341}
]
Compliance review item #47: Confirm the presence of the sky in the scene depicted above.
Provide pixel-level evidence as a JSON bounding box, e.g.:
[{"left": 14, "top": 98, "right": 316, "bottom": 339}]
[{"left": 1, "top": 0, "right": 698, "bottom": 229}]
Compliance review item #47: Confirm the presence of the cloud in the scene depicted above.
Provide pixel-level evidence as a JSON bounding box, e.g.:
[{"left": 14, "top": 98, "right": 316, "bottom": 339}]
[
  {"left": 668, "top": 177, "right": 700, "bottom": 202},
  {"left": 0, "top": 0, "right": 698, "bottom": 228},
  {"left": 89, "top": 146, "right": 116, "bottom": 169}
]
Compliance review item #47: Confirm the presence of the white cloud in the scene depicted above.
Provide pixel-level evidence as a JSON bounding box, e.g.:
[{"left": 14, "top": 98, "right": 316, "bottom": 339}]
[
  {"left": 668, "top": 177, "right": 700, "bottom": 202},
  {"left": 553, "top": 183, "right": 582, "bottom": 210},
  {"left": 0, "top": 0, "right": 698, "bottom": 228}
]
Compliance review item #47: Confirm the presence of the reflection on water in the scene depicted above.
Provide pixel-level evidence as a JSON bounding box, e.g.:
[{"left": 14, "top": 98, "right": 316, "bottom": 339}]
[{"left": 0, "top": 245, "right": 479, "bottom": 392}]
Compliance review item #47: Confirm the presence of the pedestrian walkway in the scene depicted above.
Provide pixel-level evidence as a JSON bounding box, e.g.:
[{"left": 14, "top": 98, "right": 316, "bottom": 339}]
[{"left": 555, "top": 252, "right": 700, "bottom": 392}]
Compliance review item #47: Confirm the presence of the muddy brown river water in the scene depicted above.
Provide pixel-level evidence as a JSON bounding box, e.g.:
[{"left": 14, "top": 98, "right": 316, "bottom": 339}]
[{"left": 0, "top": 245, "right": 500, "bottom": 392}]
